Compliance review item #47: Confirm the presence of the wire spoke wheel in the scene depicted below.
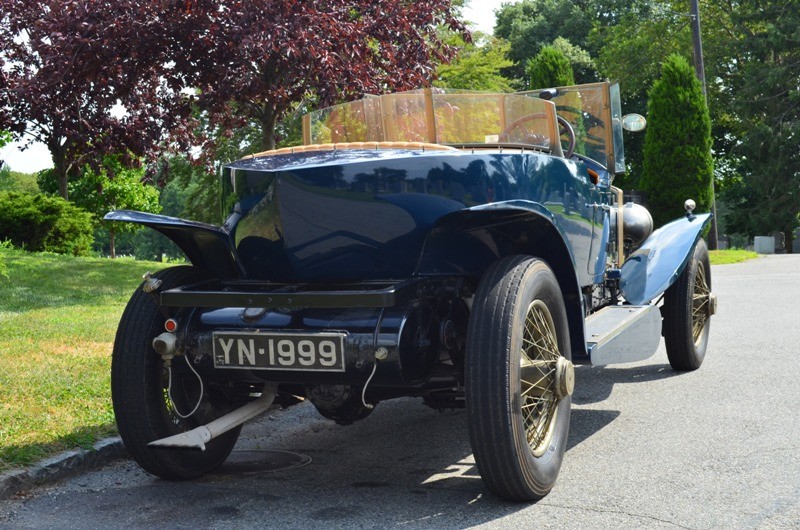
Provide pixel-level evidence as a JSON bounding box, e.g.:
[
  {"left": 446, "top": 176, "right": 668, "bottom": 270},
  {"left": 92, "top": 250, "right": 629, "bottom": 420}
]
[
  {"left": 691, "top": 261, "right": 711, "bottom": 343},
  {"left": 664, "top": 239, "right": 714, "bottom": 371},
  {"left": 467, "top": 256, "right": 573, "bottom": 501},
  {"left": 520, "top": 300, "right": 569, "bottom": 457}
]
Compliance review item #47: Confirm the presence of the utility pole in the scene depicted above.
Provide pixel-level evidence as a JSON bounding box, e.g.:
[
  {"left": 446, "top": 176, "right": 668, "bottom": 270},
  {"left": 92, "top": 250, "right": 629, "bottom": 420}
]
[
  {"left": 690, "top": 0, "right": 707, "bottom": 98},
  {"left": 690, "top": 0, "right": 719, "bottom": 249}
]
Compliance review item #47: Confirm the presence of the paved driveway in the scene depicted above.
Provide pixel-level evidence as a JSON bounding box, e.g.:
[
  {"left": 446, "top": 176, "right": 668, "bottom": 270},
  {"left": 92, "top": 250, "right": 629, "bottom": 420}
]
[{"left": 1, "top": 255, "right": 798, "bottom": 529}]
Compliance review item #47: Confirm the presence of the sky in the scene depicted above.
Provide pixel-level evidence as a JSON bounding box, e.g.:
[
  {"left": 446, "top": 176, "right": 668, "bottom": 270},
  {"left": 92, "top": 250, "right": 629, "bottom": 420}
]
[
  {"left": 1, "top": 0, "right": 519, "bottom": 175},
  {"left": 463, "top": 0, "right": 517, "bottom": 36}
]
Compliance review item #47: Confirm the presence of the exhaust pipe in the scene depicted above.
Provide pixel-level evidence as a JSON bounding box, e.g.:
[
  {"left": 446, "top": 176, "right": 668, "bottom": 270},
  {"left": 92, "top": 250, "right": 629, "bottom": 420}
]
[{"left": 148, "top": 383, "right": 277, "bottom": 450}]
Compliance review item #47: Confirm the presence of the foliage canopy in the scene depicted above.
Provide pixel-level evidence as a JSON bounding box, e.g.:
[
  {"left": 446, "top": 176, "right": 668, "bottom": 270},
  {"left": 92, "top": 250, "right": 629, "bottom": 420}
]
[{"left": 0, "top": 1, "right": 195, "bottom": 200}]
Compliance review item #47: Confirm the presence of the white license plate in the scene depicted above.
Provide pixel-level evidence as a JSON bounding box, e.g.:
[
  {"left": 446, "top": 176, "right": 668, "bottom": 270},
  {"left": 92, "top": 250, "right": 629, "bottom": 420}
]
[{"left": 212, "top": 331, "right": 346, "bottom": 371}]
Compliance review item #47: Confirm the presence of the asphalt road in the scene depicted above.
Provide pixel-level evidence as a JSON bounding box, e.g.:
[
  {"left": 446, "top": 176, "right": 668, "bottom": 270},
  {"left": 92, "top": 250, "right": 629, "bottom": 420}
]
[{"left": 1, "top": 255, "right": 799, "bottom": 529}]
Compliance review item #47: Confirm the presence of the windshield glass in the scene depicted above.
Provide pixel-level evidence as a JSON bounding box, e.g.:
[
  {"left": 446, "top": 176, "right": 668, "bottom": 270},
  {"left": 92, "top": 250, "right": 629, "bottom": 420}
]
[
  {"left": 304, "top": 89, "right": 560, "bottom": 154},
  {"left": 520, "top": 82, "right": 621, "bottom": 171},
  {"left": 302, "top": 83, "right": 623, "bottom": 171}
]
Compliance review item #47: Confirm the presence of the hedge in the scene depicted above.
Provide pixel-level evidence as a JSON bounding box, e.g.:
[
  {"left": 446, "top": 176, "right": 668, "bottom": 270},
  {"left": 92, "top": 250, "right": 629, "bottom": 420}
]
[{"left": 0, "top": 191, "right": 95, "bottom": 255}]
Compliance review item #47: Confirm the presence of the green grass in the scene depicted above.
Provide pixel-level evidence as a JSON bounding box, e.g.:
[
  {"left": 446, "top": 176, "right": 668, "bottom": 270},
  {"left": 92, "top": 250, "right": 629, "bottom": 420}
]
[
  {"left": 709, "top": 249, "right": 758, "bottom": 265},
  {"left": 0, "top": 247, "right": 165, "bottom": 471}
]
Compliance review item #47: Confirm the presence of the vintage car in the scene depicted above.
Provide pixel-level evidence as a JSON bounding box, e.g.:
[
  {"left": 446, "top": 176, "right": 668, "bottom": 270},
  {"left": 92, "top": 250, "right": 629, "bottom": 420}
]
[{"left": 106, "top": 82, "right": 715, "bottom": 501}]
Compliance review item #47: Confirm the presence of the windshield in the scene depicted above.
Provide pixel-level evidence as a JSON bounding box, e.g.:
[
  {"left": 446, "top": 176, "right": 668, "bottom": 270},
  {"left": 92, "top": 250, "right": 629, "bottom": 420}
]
[
  {"left": 520, "top": 82, "right": 622, "bottom": 172},
  {"left": 302, "top": 82, "right": 624, "bottom": 171},
  {"left": 304, "top": 89, "right": 561, "bottom": 155}
]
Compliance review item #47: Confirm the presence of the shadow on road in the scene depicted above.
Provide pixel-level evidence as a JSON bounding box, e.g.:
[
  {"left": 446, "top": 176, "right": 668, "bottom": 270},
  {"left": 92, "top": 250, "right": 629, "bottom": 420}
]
[{"left": 573, "top": 363, "right": 681, "bottom": 405}]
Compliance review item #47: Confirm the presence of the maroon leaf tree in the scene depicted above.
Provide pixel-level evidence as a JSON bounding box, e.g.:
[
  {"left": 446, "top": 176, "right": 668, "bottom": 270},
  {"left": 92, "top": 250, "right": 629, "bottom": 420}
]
[
  {"left": 0, "top": 1, "right": 195, "bottom": 200},
  {"left": 0, "top": 1, "right": 468, "bottom": 202},
  {"left": 164, "top": 0, "right": 469, "bottom": 151}
]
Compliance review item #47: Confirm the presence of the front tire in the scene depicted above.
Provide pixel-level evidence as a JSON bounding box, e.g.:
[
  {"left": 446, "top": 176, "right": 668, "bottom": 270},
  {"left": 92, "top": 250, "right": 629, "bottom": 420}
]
[
  {"left": 466, "top": 256, "right": 573, "bottom": 501},
  {"left": 663, "top": 239, "right": 714, "bottom": 371},
  {"left": 111, "top": 266, "right": 241, "bottom": 479}
]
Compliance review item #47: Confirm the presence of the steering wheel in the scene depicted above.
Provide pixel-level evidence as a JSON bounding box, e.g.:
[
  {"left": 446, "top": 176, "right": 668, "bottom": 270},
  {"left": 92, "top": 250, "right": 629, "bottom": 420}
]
[{"left": 498, "top": 114, "right": 576, "bottom": 158}]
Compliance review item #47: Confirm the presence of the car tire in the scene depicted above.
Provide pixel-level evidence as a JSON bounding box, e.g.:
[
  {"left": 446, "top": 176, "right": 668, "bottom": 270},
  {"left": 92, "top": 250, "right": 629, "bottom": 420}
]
[
  {"left": 466, "top": 256, "right": 573, "bottom": 501},
  {"left": 663, "top": 238, "right": 713, "bottom": 371},
  {"left": 111, "top": 266, "right": 241, "bottom": 479}
]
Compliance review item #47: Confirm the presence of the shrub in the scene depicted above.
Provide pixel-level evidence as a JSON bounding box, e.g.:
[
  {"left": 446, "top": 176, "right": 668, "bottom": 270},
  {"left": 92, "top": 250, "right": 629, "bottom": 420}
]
[
  {"left": 640, "top": 54, "right": 714, "bottom": 227},
  {"left": 0, "top": 191, "right": 94, "bottom": 255},
  {"left": 526, "top": 46, "right": 575, "bottom": 89}
]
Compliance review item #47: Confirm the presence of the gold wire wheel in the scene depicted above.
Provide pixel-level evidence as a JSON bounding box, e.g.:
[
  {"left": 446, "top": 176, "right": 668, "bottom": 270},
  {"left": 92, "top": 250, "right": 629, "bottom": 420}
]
[
  {"left": 691, "top": 261, "right": 712, "bottom": 343},
  {"left": 520, "top": 300, "right": 574, "bottom": 457}
]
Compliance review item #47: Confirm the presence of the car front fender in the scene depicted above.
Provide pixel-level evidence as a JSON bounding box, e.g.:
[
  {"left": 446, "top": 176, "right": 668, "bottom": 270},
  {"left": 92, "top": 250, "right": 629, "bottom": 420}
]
[
  {"left": 104, "top": 210, "right": 243, "bottom": 279},
  {"left": 619, "top": 213, "right": 712, "bottom": 305}
]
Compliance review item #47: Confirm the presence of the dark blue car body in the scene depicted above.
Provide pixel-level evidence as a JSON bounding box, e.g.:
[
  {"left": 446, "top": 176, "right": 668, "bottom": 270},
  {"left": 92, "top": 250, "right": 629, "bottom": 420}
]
[{"left": 107, "top": 82, "right": 713, "bottom": 500}]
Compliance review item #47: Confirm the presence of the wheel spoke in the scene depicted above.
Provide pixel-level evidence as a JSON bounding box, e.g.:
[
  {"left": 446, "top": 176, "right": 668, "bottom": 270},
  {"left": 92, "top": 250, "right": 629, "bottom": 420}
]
[
  {"left": 520, "top": 300, "right": 564, "bottom": 455},
  {"left": 690, "top": 261, "right": 710, "bottom": 342}
]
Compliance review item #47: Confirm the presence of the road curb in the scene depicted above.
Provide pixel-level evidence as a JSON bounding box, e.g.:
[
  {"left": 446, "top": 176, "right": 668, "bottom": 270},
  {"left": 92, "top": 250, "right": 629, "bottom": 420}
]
[{"left": 0, "top": 437, "right": 127, "bottom": 500}]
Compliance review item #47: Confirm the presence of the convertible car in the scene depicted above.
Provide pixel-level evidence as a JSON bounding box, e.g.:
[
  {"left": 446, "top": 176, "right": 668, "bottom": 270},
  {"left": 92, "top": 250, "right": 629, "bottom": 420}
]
[{"left": 106, "top": 81, "right": 715, "bottom": 501}]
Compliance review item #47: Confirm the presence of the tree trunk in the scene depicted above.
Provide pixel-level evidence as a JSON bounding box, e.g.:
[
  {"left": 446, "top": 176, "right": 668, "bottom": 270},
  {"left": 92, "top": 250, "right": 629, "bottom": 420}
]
[
  {"left": 260, "top": 107, "right": 278, "bottom": 151},
  {"left": 110, "top": 228, "right": 116, "bottom": 259},
  {"left": 48, "top": 141, "right": 69, "bottom": 201}
]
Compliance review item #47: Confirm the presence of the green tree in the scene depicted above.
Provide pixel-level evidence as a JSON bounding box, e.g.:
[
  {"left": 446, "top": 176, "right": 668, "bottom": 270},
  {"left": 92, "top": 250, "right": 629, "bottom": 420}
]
[
  {"left": 40, "top": 157, "right": 161, "bottom": 257},
  {"left": 721, "top": 1, "right": 800, "bottom": 252},
  {"left": 526, "top": 46, "right": 575, "bottom": 89},
  {"left": 0, "top": 166, "right": 39, "bottom": 193},
  {"left": 640, "top": 54, "right": 713, "bottom": 227},
  {"left": 435, "top": 36, "right": 514, "bottom": 92},
  {"left": 494, "top": 0, "right": 594, "bottom": 82}
]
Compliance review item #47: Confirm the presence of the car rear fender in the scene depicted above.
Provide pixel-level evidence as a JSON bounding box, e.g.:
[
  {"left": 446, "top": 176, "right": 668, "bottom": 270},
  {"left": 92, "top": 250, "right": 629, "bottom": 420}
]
[
  {"left": 104, "top": 210, "right": 244, "bottom": 279},
  {"left": 417, "top": 202, "right": 588, "bottom": 362},
  {"left": 619, "top": 213, "right": 712, "bottom": 305}
]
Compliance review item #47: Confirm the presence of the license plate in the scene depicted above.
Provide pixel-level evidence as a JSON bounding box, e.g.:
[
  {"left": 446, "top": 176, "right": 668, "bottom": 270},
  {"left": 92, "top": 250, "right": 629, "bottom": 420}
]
[{"left": 213, "top": 331, "right": 346, "bottom": 371}]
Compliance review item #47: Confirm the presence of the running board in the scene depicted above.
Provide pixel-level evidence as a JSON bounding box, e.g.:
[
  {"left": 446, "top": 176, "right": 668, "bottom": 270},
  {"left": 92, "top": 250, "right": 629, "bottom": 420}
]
[
  {"left": 148, "top": 385, "right": 277, "bottom": 451},
  {"left": 586, "top": 305, "right": 662, "bottom": 365}
]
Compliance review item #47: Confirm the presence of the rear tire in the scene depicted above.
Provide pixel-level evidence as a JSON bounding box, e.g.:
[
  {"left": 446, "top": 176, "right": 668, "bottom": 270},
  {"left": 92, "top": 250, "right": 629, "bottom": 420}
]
[
  {"left": 466, "top": 256, "right": 573, "bottom": 501},
  {"left": 111, "top": 266, "right": 241, "bottom": 479},
  {"left": 663, "top": 239, "right": 713, "bottom": 371}
]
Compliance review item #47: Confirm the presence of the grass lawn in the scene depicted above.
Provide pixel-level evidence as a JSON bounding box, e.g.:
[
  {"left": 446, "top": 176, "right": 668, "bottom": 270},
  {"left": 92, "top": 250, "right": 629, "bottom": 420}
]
[
  {"left": 709, "top": 248, "right": 759, "bottom": 265},
  {"left": 0, "top": 247, "right": 165, "bottom": 471}
]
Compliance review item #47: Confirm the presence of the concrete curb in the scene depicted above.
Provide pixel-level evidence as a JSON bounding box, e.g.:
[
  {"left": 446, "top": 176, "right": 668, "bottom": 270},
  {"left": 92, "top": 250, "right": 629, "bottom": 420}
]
[{"left": 0, "top": 437, "right": 127, "bottom": 500}]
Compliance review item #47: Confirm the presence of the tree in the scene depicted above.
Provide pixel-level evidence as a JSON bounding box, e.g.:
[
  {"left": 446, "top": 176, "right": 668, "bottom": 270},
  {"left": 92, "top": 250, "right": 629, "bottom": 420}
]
[
  {"left": 526, "top": 46, "right": 575, "bottom": 89},
  {"left": 0, "top": 1, "right": 195, "bottom": 200},
  {"left": 75, "top": 159, "right": 160, "bottom": 258},
  {"left": 435, "top": 36, "right": 514, "bottom": 92},
  {"left": 494, "top": 0, "right": 593, "bottom": 81},
  {"left": 640, "top": 54, "right": 714, "bottom": 227},
  {"left": 0, "top": 167, "right": 39, "bottom": 193},
  {"left": 39, "top": 156, "right": 161, "bottom": 258},
  {"left": 167, "top": 0, "right": 469, "bottom": 153},
  {"left": 722, "top": 1, "right": 800, "bottom": 252}
]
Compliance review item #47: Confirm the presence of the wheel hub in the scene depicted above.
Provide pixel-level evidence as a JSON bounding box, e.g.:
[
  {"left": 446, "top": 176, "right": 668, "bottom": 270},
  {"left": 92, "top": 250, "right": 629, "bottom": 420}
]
[
  {"left": 708, "top": 292, "right": 717, "bottom": 317},
  {"left": 555, "top": 357, "right": 575, "bottom": 399}
]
